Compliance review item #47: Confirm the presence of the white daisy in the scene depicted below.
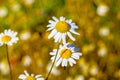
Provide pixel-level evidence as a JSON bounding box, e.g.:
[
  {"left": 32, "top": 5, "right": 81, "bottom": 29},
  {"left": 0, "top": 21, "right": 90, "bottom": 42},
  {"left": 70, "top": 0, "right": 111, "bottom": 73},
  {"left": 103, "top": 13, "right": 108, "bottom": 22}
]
[
  {"left": 47, "top": 16, "right": 80, "bottom": 44},
  {"left": 19, "top": 70, "right": 44, "bottom": 80},
  {"left": 0, "top": 29, "right": 19, "bottom": 46},
  {"left": 50, "top": 43, "right": 82, "bottom": 67}
]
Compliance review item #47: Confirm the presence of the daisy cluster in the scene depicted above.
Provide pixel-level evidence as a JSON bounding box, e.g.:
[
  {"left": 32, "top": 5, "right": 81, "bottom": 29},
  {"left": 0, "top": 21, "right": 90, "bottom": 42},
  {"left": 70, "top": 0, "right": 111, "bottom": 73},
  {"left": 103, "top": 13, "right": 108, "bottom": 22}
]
[
  {"left": 0, "top": 16, "right": 82, "bottom": 80},
  {"left": 47, "top": 16, "right": 82, "bottom": 67}
]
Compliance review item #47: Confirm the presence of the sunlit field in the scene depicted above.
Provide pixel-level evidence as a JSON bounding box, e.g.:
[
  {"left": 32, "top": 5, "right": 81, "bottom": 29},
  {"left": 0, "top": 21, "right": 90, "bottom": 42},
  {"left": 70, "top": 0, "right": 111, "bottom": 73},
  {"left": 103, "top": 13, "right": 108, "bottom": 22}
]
[{"left": 0, "top": 0, "right": 120, "bottom": 80}]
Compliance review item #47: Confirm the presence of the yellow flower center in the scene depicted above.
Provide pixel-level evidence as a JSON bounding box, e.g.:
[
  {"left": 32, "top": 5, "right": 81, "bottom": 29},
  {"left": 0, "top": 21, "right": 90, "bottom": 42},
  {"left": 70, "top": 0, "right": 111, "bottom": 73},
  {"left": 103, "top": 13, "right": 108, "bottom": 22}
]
[
  {"left": 55, "top": 21, "right": 70, "bottom": 33},
  {"left": 1, "top": 35, "right": 11, "bottom": 42},
  {"left": 25, "top": 76, "right": 36, "bottom": 80},
  {"left": 60, "top": 49, "right": 72, "bottom": 59}
]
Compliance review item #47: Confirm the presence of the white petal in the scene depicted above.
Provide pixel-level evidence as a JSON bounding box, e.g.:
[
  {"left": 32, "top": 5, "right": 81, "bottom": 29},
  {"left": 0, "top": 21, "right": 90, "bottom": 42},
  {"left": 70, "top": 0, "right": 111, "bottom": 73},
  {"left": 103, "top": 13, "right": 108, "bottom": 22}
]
[
  {"left": 52, "top": 16, "right": 59, "bottom": 22},
  {"left": 51, "top": 56, "right": 55, "bottom": 62},
  {"left": 74, "top": 52, "right": 82, "bottom": 56},
  {"left": 31, "top": 74, "right": 34, "bottom": 77},
  {"left": 62, "top": 59, "right": 65, "bottom": 67},
  {"left": 66, "top": 19, "right": 72, "bottom": 24},
  {"left": 54, "top": 32, "right": 61, "bottom": 43},
  {"left": 18, "top": 74, "right": 26, "bottom": 79},
  {"left": 60, "top": 16, "right": 65, "bottom": 21},
  {"left": 72, "top": 53, "right": 79, "bottom": 59},
  {"left": 7, "top": 42, "right": 12, "bottom": 46},
  {"left": 49, "top": 20, "right": 55, "bottom": 24},
  {"left": 56, "top": 58, "right": 62, "bottom": 67},
  {"left": 68, "top": 60, "right": 73, "bottom": 66},
  {"left": 70, "top": 29, "right": 80, "bottom": 35},
  {"left": 58, "top": 33, "right": 62, "bottom": 42},
  {"left": 0, "top": 43, "right": 3, "bottom": 46},
  {"left": 53, "top": 49, "right": 57, "bottom": 52},
  {"left": 46, "top": 27, "right": 54, "bottom": 31},
  {"left": 69, "top": 58, "right": 76, "bottom": 64},
  {"left": 50, "top": 52, "right": 56, "bottom": 55},
  {"left": 35, "top": 75, "right": 42, "bottom": 78},
  {"left": 24, "top": 70, "right": 29, "bottom": 76},
  {"left": 71, "top": 23, "right": 78, "bottom": 29},
  {"left": 67, "top": 32, "right": 75, "bottom": 41},
  {"left": 62, "top": 33, "right": 66, "bottom": 44},
  {"left": 47, "top": 24, "right": 54, "bottom": 27},
  {"left": 48, "top": 29, "right": 57, "bottom": 39},
  {"left": 37, "top": 78, "right": 44, "bottom": 80},
  {"left": 63, "top": 59, "right": 68, "bottom": 67}
]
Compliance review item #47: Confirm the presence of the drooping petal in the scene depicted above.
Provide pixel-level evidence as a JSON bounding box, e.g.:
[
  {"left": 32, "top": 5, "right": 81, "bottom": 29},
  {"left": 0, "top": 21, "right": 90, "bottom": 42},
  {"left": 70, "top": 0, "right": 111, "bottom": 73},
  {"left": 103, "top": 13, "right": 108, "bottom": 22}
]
[
  {"left": 70, "top": 29, "right": 80, "bottom": 35},
  {"left": 67, "top": 32, "right": 75, "bottom": 41},
  {"left": 69, "top": 58, "right": 76, "bottom": 64},
  {"left": 48, "top": 29, "right": 57, "bottom": 39},
  {"left": 72, "top": 53, "right": 80, "bottom": 59}
]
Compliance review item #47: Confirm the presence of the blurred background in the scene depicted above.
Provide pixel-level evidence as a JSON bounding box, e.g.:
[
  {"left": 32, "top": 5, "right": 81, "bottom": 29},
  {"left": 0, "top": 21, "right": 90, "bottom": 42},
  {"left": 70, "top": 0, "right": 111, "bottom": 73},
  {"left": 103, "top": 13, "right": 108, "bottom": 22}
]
[{"left": 0, "top": 0, "right": 120, "bottom": 80}]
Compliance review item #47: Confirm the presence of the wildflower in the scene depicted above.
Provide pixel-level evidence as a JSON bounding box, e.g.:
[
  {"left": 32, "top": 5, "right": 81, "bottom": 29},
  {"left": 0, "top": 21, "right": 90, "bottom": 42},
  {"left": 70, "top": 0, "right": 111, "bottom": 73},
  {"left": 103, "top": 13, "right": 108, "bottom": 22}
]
[
  {"left": 19, "top": 70, "right": 44, "bottom": 80},
  {"left": 47, "top": 16, "right": 79, "bottom": 44},
  {"left": 0, "top": 29, "right": 19, "bottom": 46},
  {"left": 22, "top": 55, "right": 32, "bottom": 67},
  {"left": 0, "top": 7, "right": 8, "bottom": 18},
  {"left": 50, "top": 43, "right": 82, "bottom": 67},
  {"left": 0, "top": 60, "right": 9, "bottom": 75},
  {"left": 99, "top": 27, "right": 110, "bottom": 36},
  {"left": 97, "top": 4, "right": 109, "bottom": 16}
]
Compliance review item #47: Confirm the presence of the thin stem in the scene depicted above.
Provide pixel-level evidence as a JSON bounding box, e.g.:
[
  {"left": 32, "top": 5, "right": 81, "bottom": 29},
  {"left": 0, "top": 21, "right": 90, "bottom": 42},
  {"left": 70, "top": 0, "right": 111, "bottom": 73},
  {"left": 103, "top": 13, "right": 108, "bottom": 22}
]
[
  {"left": 64, "top": 67, "right": 67, "bottom": 80},
  {"left": 6, "top": 44, "right": 13, "bottom": 80},
  {"left": 45, "top": 43, "right": 60, "bottom": 80}
]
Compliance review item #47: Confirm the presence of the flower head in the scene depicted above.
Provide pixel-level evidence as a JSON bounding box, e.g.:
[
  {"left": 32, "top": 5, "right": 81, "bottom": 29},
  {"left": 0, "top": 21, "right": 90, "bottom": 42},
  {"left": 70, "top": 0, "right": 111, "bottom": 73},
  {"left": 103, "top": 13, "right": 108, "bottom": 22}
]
[
  {"left": 0, "top": 29, "right": 19, "bottom": 46},
  {"left": 50, "top": 43, "right": 82, "bottom": 67},
  {"left": 97, "top": 4, "right": 109, "bottom": 16},
  {"left": 47, "top": 16, "right": 80, "bottom": 44},
  {"left": 19, "top": 70, "right": 44, "bottom": 80}
]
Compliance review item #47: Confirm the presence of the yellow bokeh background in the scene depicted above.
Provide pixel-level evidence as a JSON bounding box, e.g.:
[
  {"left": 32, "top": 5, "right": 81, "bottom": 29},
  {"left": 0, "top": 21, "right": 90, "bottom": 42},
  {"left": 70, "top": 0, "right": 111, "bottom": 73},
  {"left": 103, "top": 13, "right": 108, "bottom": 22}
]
[{"left": 0, "top": 0, "right": 120, "bottom": 80}]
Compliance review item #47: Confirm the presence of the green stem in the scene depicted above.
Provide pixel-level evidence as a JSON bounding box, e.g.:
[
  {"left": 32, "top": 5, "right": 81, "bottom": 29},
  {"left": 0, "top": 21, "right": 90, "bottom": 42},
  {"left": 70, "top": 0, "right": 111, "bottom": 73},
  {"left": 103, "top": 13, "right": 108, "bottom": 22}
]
[
  {"left": 64, "top": 67, "right": 67, "bottom": 80},
  {"left": 6, "top": 44, "right": 13, "bottom": 80},
  {"left": 45, "top": 43, "right": 60, "bottom": 80}
]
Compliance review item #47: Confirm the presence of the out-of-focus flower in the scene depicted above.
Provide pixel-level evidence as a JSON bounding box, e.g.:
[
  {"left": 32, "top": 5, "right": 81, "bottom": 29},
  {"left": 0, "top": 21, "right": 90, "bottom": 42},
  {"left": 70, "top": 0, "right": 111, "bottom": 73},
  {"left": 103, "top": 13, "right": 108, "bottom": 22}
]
[
  {"left": 47, "top": 16, "right": 80, "bottom": 44},
  {"left": 99, "top": 27, "right": 110, "bottom": 36},
  {"left": 89, "top": 65, "right": 98, "bottom": 76},
  {"left": 19, "top": 70, "right": 44, "bottom": 80},
  {"left": 97, "top": 4, "right": 109, "bottom": 16},
  {"left": 24, "top": 0, "right": 35, "bottom": 5},
  {"left": 20, "top": 31, "right": 31, "bottom": 40},
  {"left": 98, "top": 47, "right": 107, "bottom": 57},
  {"left": 22, "top": 55, "right": 31, "bottom": 67},
  {"left": 75, "top": 75, "right": 84, "bottom": 80},
  {"left": 12, "top": 4, "right": 21, "bottom": 11},
  {"left": 50, "top": 43, "right": 82, "bottom": 67},
  {"left": 46, "top": 62, "right": 60, "bottom": 76},
  {"left": 0, "top": 29, "right": 19, "bottom": 46},
  {"left": 0, "top": 7, "right": 8, "bottom": 18},
  {"left": 0, "top": 60, "right": 9, "bottom": 75}
]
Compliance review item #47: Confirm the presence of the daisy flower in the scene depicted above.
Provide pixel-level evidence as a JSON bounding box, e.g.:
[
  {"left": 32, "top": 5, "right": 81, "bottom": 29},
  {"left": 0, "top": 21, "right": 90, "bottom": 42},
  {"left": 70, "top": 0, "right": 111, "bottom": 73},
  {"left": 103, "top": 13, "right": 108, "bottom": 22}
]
[
  {"left": 19, "top": 70, "right": 44, "bottom": 80},
  {"left": 47, "top": 16, "right": 80, "bottom": 44},
  {"left": 0, "top": 29, "right": 19, "bottom": 46},
  {"left": 50, "top": 43, "right": 82, "bottom": 67}
]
